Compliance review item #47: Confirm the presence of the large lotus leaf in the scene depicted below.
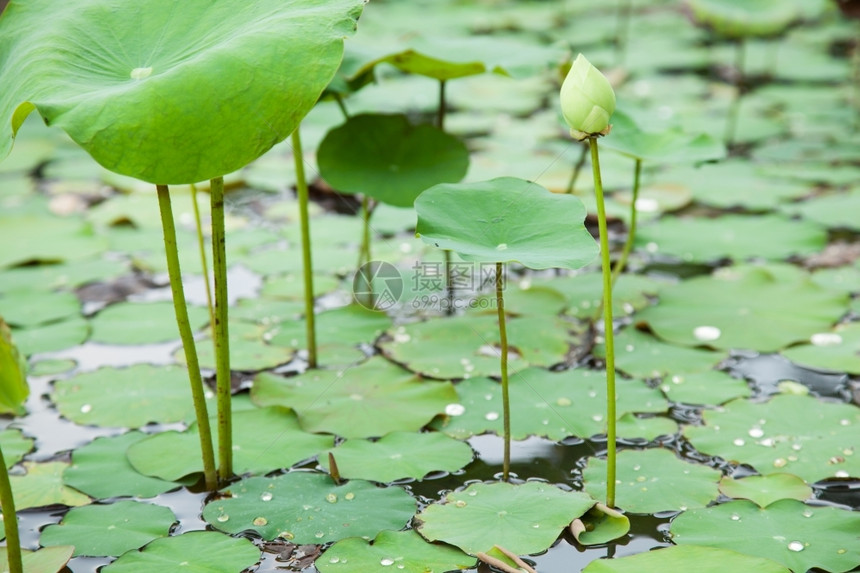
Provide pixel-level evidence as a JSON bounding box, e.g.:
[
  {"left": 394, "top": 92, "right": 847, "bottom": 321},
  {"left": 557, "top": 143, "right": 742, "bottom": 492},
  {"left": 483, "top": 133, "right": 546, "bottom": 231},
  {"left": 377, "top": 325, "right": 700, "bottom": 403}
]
[
  {"left": 320, "top": 431, "right": 474, "bottom": 482},
  {"left": 782, "top": 322, "right": 860, "bottom": 374},
  {"left": 685, "top": 0, "right": 799, "bottom": 38},
  {"left": 582, "top": 545, "right": 791, "bottom": 573},
  {"left": 7, "top": 461, "right": 90, "bottom": 510},
  {"left": 595, "top": 328, "right": 726, "bottom": 379},
  {"left": 783, "top": 188, "right": 860, "bottom": 231},
  {"left": 63, "top": 431, "right": 182, "bottom": 498},
  {"left": 203, "top": 472, "right": 416, "bottom": 543},
  {"left": 657, "top": 370, "right": 751, "bottom": 406},
  {"left": 177, "top": 320, "right": 294, "bottom": 371},
  {"left": 0, "top": 546, "right": 75, "bottom": 573},
  {"left": 0, "top": 258, "right": 128, "bottom": 293},
  {"left": 101, "top": 531, "right": 259, "bottom": 573},
  {"left": 635, "top": 266, "right": 847, "bottom": 352},
  {"left": 0, "top": 215, "right": 107, "bottom": 269},
  {"left": 317, "top": 114, "right": 469, "bottom": 208},
  {"left": 40, "top": 500, "right": 175, "bottom": 557},
  {"left": 0, "top": 429, "right": 33, "bottom": 468},
  {"left": 416, "top": 481, "right": 595, "bottom": 556},
  {"left": 601, "top": 110, "right": 725, "bottom": 164},
  {"left": 317, "top": 530, "right": 475, "bottom": 573},
  {"left": 0, "top": 289, "right": 80, "bottom": 328},
  {"left": 0, "top": 319, "right": 28, "bottom": 415},
  {"left": 636, "top": 214, "right": 827, "bottom": 263},
  {"left": 415, "top": 177, "right": 598, "bottom": 270},
  {"left": 378, "top": 314, "right": 573, "bottom": 379},
  {"left": 532, "top": 273, "right": 664, "bottom": 319},
  {"left": 268, "top": 304, "right": 391, "bottom": 349},
  {"left": 583, "top": 449, "right": 722, "bottom": 514},
  {"left": 683, "top": 394, "right": 860, "bottom": 483},
  {"left": 719, "top": 474, "right": 812, "bottom": 508},
  {"left": 670, "top": 499, "right": 860, "bottom": 573},
  {"left": 431, "top": 368, "right": 670, "bottom": 441},
  {"left": 253, "top": 357, "right": 457, "bottom": 438},
  {"left": 0, "top": 0, "right": 365, "bottom": 184},
  {"left": 51, "top": 364, "right": 204, "bottom": 428},
  {"left": 471, "top": 284, "right": 568, "bottom": 318},
  {"left": 89, "top": 301, "right": 209, "bottom": 345},
  {"left": 127, "top": 407, "right": 333, "bottom": 481},
  {"left": 10, "top": 316, "right": 89, "bottom": 356}
]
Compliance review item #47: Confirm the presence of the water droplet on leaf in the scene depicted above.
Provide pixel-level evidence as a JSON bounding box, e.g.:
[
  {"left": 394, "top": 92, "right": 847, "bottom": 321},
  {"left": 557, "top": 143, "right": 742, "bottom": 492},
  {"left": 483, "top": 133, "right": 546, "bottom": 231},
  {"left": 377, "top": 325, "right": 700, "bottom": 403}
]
[{"left": 693, "top": 326, "right": 721, "bottom": 341}]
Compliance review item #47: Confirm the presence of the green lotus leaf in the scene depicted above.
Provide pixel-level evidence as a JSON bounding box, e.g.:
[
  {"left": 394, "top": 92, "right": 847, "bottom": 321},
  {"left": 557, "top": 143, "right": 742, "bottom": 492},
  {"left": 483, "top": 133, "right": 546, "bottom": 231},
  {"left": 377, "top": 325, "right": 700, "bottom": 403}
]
[
  {"left": 101, "top": 531, "right": 259, "bottom": 573},
  {"left": 583, "top": 449, "right": 722, "bottom": 514},
  {"left": 0, "top": 546, "right": 75, "bottom": 573},
  {"left": 782, "top": 322, "right": 860, "bottom": 374},
  {"left": 320, "top": 431, "right": 474, "bottom": 483},
  {"left": 89, "top": 301, "right": 209, "bottom": 345},
  {"left": 317, "top": 113, "right": 469, "bottom": 208},
  {"left": 0, "top": 318, "right": 28, "bottom": 415},
  {"left": 0, "top": 0, "right": 365, "bottom": 183},
  {"left": 0, "top": 215, "right": 107, "bottom": 270},
  {"left": 40, "top": 500, "right": 176, "bottom": 557},
  {"left": 595, "top": 328, "right": 726, "bottom": 379},
  {"left": 10, "top": 316, "right": 89, "bottom": 357},
  {"left": 684, "top": 394, "right": 860, "bottom": 483},
  {"left": 571, "top": 503, "right": 631, "bottom": 546},
  {"left": 416, "top": 481, "right": 595, "bottom": 556},
  {"left": 670, "top": 499, "right": 860, "bottom": 572},
  {"left": 657, "top": 369, "right": 751, "bottom": 406},
  {"left": 7, "top": 461, "right": 90, "bottom": 511},
  {"left": 203, "top": 472, "right": 416, "bottom": 543},
  {"left": 601, "top": 110, "right": 726, "bottom": 164},
  {"left": 0, "top": 290, "right": 80, "bottom": 328},
  {"left": 317, "top": 530, "right": 475, "bottom": 573},
  {"left": 719, "top": 473, "right": 812, "bottom": 507},
  {"left": 685, "top": 0, "right": 799, "bottom": 38},
  {"left": 0, "top": 428, "right": 33, "bottom": 468},
  {"left": 415, "top": 177, "right": 598, "bottom": 270},
  {"left": 582, "top": 545, "right": 791, "bottom": 573}
]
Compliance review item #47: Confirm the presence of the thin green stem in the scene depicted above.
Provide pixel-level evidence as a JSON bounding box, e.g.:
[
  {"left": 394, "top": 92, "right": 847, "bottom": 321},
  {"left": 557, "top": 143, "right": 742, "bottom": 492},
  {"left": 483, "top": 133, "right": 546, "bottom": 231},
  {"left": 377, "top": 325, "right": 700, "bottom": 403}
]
[
  {"left": 725, "top": 37, "right": 746, "bottom": 147},
  {"left": 496, "top": 262, "right": 511, "bottom": 482},
  {"left": 209, "top": 176, "right": 232, "bottom": 484},
  {"left": 190, "top": 183, "right": 216, "bottom": 336},
  {"left": 437, "top": 78, "right": 455, "bottom": 313},
  {"left": 565, "top": 142, "right": 589, "bottom": 194},
  {"left": 437, "top": 79, "right": 447, "bottom": 130},
  {"left": 333, "top": 93, "right": 350, "bottom": 120},
  {"left": 588, "top": 138, "right": 617, "bottom": 508},
  {"left": 610, "top": 158, "right": 642, "bottom": 287},
  {"left": 156, "top": 185, "right": 217, "bottom": 491},
  {"left": 357, "top": 196, "right": 374, "bottom": 308},
  {"left": 0, "top": 446, "right": 22, "bottom": 573},
  {"left": 293, "top": 127, "right": 318, "bottom": 369}
]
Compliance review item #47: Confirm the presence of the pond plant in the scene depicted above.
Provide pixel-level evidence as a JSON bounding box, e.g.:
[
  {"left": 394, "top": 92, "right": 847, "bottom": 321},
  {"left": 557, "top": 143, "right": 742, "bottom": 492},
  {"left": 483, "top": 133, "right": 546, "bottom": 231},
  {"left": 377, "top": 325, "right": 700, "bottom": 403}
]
[{"left": 0, "top": 0, "right": 365, "bottom": 489}]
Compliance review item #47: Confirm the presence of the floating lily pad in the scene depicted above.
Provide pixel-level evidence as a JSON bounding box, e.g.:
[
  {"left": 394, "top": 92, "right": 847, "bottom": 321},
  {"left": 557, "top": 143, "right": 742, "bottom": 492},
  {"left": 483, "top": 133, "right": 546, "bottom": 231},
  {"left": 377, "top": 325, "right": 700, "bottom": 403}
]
[
  {"left": 416, "top": 481, "right": 595, "bottom": 556},
  {"left": 0, "top": 289, "right": 80, "bottom": 328},
  {"left": 583, "top": 449, "right": 722, "bottom": 514},
  {"left": 63, "top": 432, "right": 183, "bottom": 498},
  {"left": 595, "top": 328, "right": 726, "bottom": 379},
  {"left": 670, "top": 499, "right": 860, "bottom": 573},
  {"left": 781, "top": 322, "right": 860, "bottom": 374},
  {"left": 432, "top": 368, "right": 670, "bottom": 442},
  {"left": 10, "top": 316, "right": 89, "bottom": 356},
  {"left": 782, "top": 188, "right": 860, "bottom": 231},
  {"left": 571, "top": 503, "right": 631, "bottom": 546},
  {"left": 317, "top": 530, "right": 474, "bottom": 573},
  {"left": 269, "top": 305, "right": 391, "bottom": 350},
  {"left": 415, "top": 177, "right": 598, "bottom": 270},
  {"left": 40, "top": 500, "right": 175, "bottom": 557},
  {"left": 683, "top": 394, "right": 860, "bottom": 483},
  {"left": 685, "top": 0, "right": 799, "bottom": 38},
  {"left": 127, "top": 407, "right": 333, "bottom": 481},
  {"left": 602, "top": 110, "right": 725, "bottom": 164},
  {"left": 582, "top": 545, "right": 791, "bottom": 573},
  {"left": 8, "top": 461, "right": 90, "bottom": 511},
  {"left": 379, "top": 314, "right": 573, "bottom": 379},
  {"left": 0, "top": 320, "right": 28, "bottom": 416},
  {"left": 636, "top": 215, "right": 827, "bottom": 263},
  {"left": 89, "top": 301, "right": 209, "bottom": 345},
  {"left": 0, "top": 429, "right": 33, "bottom": 468},
  {"left": 0, "top": 215, "right": 107, "bottom": 269},
  {"left": 181, "top": 320, "right": 294, "bottom": 372},
  {"left": 253, "top": 357, "right": 457, "bottom": 438},
  {"left": 51, "top": 364, "right": 203, "bottom": 428},
  {"left": 101, "top": 531, "right": 259, "bottom": 573},
  {"left": 320, "top": 431, "right": 474, "bottom": 483},
  {"left": 657, "top": 370, "right": 751, "bottom": 406},
  {"left": 533, "top": 273, "right": 663, "bottom": 319},
  {"left": 317, "top": 113, "right": 469, "bottom": 208},
  {"left": 203, "top": 472, "right": 416, "bottom": 543},
  {"left": 636, "top": 266, "right": 847, "bottom": 352},
  {"left": 0, "top": 546, "right": 75, "bottom": 573},
  {"left": 0, "top": 0, "right": 365, "bottom": 184},
  {"left": 719, "top": 474, "right": 812, "bottom": 507}
]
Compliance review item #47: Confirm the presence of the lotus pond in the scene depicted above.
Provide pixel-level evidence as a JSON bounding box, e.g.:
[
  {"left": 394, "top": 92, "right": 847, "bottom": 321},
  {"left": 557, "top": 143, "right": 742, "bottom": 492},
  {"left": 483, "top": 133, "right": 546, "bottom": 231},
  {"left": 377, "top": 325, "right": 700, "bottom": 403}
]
[{"left": 0, "top": 0, "right": 858, "bottom": 572}]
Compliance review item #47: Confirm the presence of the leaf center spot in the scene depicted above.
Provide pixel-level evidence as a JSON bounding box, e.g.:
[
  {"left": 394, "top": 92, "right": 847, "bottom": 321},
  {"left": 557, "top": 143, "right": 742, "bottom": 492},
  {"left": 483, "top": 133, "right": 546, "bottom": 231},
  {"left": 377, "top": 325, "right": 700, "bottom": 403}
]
[{"left": 130, "top": 67, "right": 153, "bottom": 80}]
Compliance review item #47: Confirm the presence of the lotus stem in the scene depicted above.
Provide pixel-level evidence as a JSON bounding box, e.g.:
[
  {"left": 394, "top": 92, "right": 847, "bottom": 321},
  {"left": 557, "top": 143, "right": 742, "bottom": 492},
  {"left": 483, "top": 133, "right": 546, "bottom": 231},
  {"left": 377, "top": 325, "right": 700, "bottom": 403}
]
[
  {"left": 437, "top": 79, "right": 455, "bottom": 314},
  {"left": 292, "top": 126, "right": 318, "bottom": 368},
  {"left": 495, "top": 262, "right": 511, "bottom": 482},
  {"left": 357, "top": 195, "right": 374, "bottom": 308},
  {"left": 566, "top": 142, "right": 589, "bottom": 194},
  {"left": 209, "top": 176, "right": 232, "bottom": 483},
  {"left": 610, "top": 158, "right": 642, "bottom": 287},
  {"left": 156, "top": 185, "right": 217, "bottom": 491},
  {"left": 0, "top": 446, "right": 22, "bottom": 573},
  {"left": 436, "top": 79, "right": 447, "bottom": 130},
  {"left": 725, "top": 37, "right": 746, "bottom": 147},
  {"left": 190, "top": 183, "right": 216, "bottom": 336},
  {"left": 588, "top": 138, "right": 617, "bottom": 508}
]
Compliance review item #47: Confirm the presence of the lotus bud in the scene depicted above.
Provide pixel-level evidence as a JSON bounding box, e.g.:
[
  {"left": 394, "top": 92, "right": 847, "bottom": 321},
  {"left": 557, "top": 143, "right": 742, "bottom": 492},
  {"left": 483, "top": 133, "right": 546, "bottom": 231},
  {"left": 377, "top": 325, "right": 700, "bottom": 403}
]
[{"left": 560, "top": 54, "right": 616, "bottom": 141}]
